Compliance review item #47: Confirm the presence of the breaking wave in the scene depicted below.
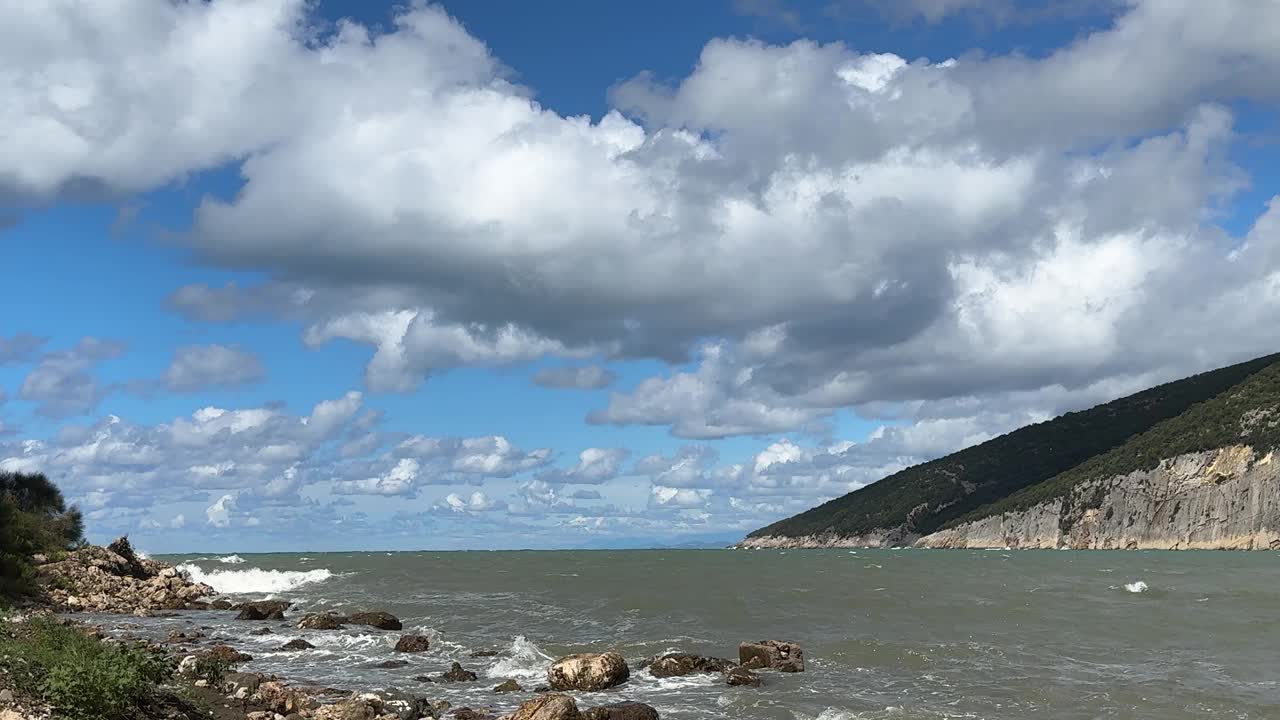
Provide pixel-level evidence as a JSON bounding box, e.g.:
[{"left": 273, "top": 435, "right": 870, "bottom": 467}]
[
  {"left": 218, "top": 554, "right": 246, "bottom": 564},
  {"left": 1123, "top": 581, "right": 1149, "bottom": 593},
  {"left": 177, "top": 563, "right": 334, "bottom": 595},
  {"left": 485, "top": 635, "right": 554, "bottom": 679}
]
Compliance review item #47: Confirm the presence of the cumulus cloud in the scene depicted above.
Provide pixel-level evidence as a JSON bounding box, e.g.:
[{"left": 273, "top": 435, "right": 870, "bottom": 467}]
[
  {"left": 436, "top": 490, "right": 504, "bottom": 514},
  {"left": 533, "top": 365, "right": 618, "bottom": 390},
  {"left": 538, "top": 447, "right": 629, "bottom": 484},
  {"left": 19, "top": 338, "right": 124, "bottom": 417},
  {"left": 162, "top": 344, "right": 265, "bottom": 392}
]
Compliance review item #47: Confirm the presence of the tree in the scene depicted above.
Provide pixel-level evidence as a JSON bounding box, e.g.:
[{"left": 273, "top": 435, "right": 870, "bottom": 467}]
[{"left": 0, "top": 471, "right": 86, "bottom": 598}]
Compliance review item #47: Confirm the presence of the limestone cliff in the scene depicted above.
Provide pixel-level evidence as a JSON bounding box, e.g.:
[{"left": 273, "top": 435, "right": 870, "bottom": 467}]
[
  {"left": 738, "top": 528, "right": 914, "bottom": 549},
  {"left": 916, "top": 445, "right": 1280, "bottom": 550}
]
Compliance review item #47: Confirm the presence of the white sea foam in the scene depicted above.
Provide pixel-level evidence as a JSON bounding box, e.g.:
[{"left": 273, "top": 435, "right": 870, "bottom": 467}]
[
  {"left": 218, "top": 554, "right": 246, "bottom": 564},
  {"left": 485, "top": 635, "right": 554, "bottom": 679},
  {"left": 177, "top": 563, "right": 333, "bottom": 595},
  {"left": 1124, "top": 581, "right": 1149, "bottom": 593}
]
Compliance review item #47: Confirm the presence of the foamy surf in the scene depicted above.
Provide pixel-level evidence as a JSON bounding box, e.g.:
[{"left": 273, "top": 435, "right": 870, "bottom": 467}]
[
  {"left": 485, "top": 636, "right": 554, "bottom": 679},
  {"left": 218, "top": 554, "right": 246, "bottom": 564},
  {"left": 1123, "top": 581, "right": 1148, "bottom": 593},
  {"left": 177, "top": 564, "right": 334, "bottom": 595}
]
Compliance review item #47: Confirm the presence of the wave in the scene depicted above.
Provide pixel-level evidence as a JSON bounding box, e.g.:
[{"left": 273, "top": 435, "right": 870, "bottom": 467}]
[
  {"left": 1123, "top": 581, "right": 1149, "bottom": 593},
  {"left": 485, "top": 635, "right": 554, "bottom": 679},
  {"left": 218, "top": 554, "right": 246, "bottom": 564},
  {"left": 177, "top": 563, "right": 334, "bottom": 595}
]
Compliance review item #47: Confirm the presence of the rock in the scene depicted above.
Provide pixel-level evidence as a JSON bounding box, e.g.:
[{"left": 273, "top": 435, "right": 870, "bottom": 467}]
[
  {"left": 0, "top": 710, "right": 22, "bottom": 720},
  {"left": 394, "top": 634, "right": 431, "bottom": 653},
  {"left": 311, "top": 698, "right": 382, "bottom": 720},
  {"left": 738, "top": 640, "right": 804, "bottom": 672},
  {"left": 347, "top": 611, "right": 402, "bottom": 631},
  {"left": 370, "top": 659, "right": 411, "bottom": 669},
  {"left": 0, "top": 689, "right": 12, "bottom": 704},
  {"left": 471, "top": 649, "right": 500, "bottom": 657},
  {"left": 298, "top": 612, "right": 348, "bottom": 630},
  {"left": 452, "top": 709, "right": 494, "bottom": 720},
  {"left": 547, "top": 652, "right": 630, "bottom": 691},
  {"left": 166, "top": 629, "right": 204, "bottom": 644},
  {"left": 442, "top": 662, "right": 479, "bottom": 682},
  {"left": 237, "top": 600, "right": 292, "bottom": 621},
  {"left": 379, "top": 689, "right": 434, "bottom": 720},
  {"left": 255, "top": 681, "right": 311, "bottom": 715},
  {"left": 280, "top": 638, "right": 315, "bottom": 651},
  {"left": 211, "top": 599, "right": 234, "bottom": 610},
  {"left": 725, "top": 666, "right": 762, "bottom": 687},
  {"left": 507, "top": 694, "right": 582, "bottom": 720},
  {"left": 581, "top": 702, "right": 660, "bottom": 720},
  {"left": 411, "top": 675, "right": 435, "bottom": 683},
  {"left": 205, "top": 644, "right": 253, "bottom": 663},
  {"left": 493, "top": 679, "right": 523, "bottom": 693},
  {"left": 642, "top": 652, "right": 734, "bottom": 677},
  {"left": 250, "top": 626, "right": 275, "bottom": 635},
  {"left": 224, "top": 672, "right": 264, "bottom": 694},
  {"left": 33, "top": 541, "right": 213, "bottom": 614},
  {"left": 194, "top": 679, "right": 209, "bottom": 688}
]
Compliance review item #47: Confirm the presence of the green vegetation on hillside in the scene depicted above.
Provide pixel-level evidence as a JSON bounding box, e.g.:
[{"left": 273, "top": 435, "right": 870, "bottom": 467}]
[
  {"left": 0, "top": 614, "right": 172, "bottom": 720},
  {"left": 0, "top": 471, "right": 85, "bottom": 599},
  {"left": 956, "top": 357, "right": 1280, "bottom": 527},
  {"left": 748, "top": 352, "right": 1280, "bottom": 541}
]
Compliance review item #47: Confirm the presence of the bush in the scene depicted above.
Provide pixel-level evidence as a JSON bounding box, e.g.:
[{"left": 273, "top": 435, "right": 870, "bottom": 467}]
[
  {"left": 0, "top": 617, "right": 171, "bottom": 720},
  {"left": 0, "top": 471, "right": 85, "bottom": 598}
]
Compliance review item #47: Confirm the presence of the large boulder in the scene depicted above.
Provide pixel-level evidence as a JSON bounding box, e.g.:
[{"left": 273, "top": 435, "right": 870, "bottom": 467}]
[
  {"left": 582, "top": 702, "right": 660, "bottom": 720},
  {"left": 493, "top": 679, "right": 523, "bottom": 693},
  {"left": 347, "top": 611, "right": 402, "bottom": 631},
  {"left": 394, "top": 634, "right": 431, "bottom": 653},
  {"left": 547, "top": 652, "right": 630, "bottom": 691},
  {"left": 507, "top": 694, "right": 582, "bottom": 720},
  {"left": 280, "top": 638, "right": 315, "bottom": 651},
  {"left": 642, "top": 652, "right": 734, "bottom": 678},
  {"left": 738, "top": 640, "right": 804, "bottom": 673},
  {"left": 298, "top": 612, "right": 348, "bottom": 630},
  {"left": 203, "top": 644, "right": 253, "bottom": 663},
  {"left": 236, "top": 600, "right": 292, "bottom": 621}
]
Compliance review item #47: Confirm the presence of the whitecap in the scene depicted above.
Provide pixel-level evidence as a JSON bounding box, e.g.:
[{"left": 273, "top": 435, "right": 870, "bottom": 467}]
[
  {"left": 485, "top": 635, "right": 554, "bottom": 679},
  {"left": 218, "top": 554, "right": 246, "bottom": 564},
  {"left": 177, "top": 563, "right": 333, "bottom": 595},
  {"left": 1123, "top": 580, "right": 1148, "bottom": 593}
]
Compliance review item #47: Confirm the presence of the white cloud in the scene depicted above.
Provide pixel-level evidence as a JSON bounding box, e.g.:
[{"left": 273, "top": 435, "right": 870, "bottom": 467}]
[
  {"left": 19, "top": 338, "right": 123, "bottom": 417},
  {"left": 206, "top": 494, "right": 236, "bottom": 528},
  {"left": 538, "top": 447, "right": 629, "bottom": 484}
]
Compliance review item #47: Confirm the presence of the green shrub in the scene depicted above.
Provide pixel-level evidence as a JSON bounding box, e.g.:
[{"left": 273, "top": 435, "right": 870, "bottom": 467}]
[
  {"left": 0, "top": 617, "right": 172, "bottom": 720},
  {"left": 190, "top": 653, "right": 234, "bottom": 685},
  {"left": 0, "top": 471, "right": 86, "bottom": 599}
]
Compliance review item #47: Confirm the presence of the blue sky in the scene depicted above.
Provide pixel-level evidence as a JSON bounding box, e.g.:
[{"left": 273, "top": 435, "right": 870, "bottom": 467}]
[{"left": 3, "top": 0, "right": 1280, "bottom": 552}]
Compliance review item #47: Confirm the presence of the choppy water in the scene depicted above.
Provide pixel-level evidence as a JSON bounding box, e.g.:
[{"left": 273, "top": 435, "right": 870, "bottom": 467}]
[{"left": 97, "top": 549, "right": 1280, "bottom": 719}]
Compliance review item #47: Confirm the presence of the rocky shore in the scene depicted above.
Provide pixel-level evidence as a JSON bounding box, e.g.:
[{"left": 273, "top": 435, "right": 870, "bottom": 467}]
[{"left": 1, "top": 539, "right": 805, "bottom": 720}]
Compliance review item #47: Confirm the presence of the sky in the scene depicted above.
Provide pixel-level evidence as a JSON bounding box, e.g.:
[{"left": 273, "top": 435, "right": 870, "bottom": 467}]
[{"left": 3, "top": 0, "right": 1280, "bottom": 552}]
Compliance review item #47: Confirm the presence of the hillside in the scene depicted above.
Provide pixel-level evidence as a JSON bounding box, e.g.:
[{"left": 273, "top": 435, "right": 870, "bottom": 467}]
[{"left": 743, "top": 352, "right": 1280, "bottom": 548}]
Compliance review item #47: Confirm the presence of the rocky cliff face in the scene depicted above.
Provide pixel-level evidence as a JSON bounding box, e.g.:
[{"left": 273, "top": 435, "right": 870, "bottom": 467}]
[
  {"left": 738, "top": 528, "right": 917, "bottom": 549},
  {"left": 916, "top": 445, "right": 1280, "bottom": 550}
]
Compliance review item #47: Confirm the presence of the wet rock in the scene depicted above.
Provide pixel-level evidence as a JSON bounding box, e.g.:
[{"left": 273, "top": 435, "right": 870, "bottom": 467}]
[
  {"left": 471, "top": 649, "right": 500, "bottom": 657},
  {"left": 204, "top": 644, "right": 253, "bottom": 663},
  {"left": 642, "top": 652, "right": 734, "bottom": 678},
  {"left": 394, "top": 634, "right": 431, "bottom": 653},
  {"left": 210, "top": 599, "right": 234, "bottom": 610},
  {"left": 298, "top": 612, "right": 348, "bottom": 630},
  {"left": 347, "top": 611, "right": 402, "bottom": 630},
  {"left": 507, "top": 694, "right": 582, "bottom": 720},
  {"left": 725, "top": 666, "right": 762, "bottom": 687},
  {"left": 493, "top": 679, "right": 523, "bottom": 693},
  {"left": 379, "top": 689, "right": 435, "bottom": 720},
  {"left": 411, "top": 675, "right": 436, "bottom": 683},
  {"left": 237, "top": 600, "right": 292, "bottom": 621},
  {"left": 250, "top": 626, "right": 275, "bottom": 635},
  {"left": 548, "top": 652, "right": 630, "bottom": 691},
  {"left": 280, "top": 638, "right": 315, "bottom": 651},
  {"left": 738, "top": 640, "right": 804, "bottom": 672},
  {"left": 166, "top": 629, "right": 204, "bottom": 644},
  {"left": 442, "top": 662, "right": 479, "bottom": 682},
  {"left": 369, "top": 659, "right": 411, "bottom": 669},
  {"left": 452, "top": 708, "right": 495, "bottom": 720},
  {"left": 582, "top": 702, "right": 660, "bottom": 720}
]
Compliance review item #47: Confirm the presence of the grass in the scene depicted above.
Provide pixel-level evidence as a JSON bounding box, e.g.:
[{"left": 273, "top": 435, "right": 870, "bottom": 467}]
[{"left": 0, "top": 616, "right": 172, "bottom": 720}]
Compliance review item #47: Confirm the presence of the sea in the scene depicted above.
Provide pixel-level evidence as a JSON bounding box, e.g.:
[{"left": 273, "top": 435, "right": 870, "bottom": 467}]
[{"left": 91, "top": 548, "right": 1280, "bottom": 719}]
